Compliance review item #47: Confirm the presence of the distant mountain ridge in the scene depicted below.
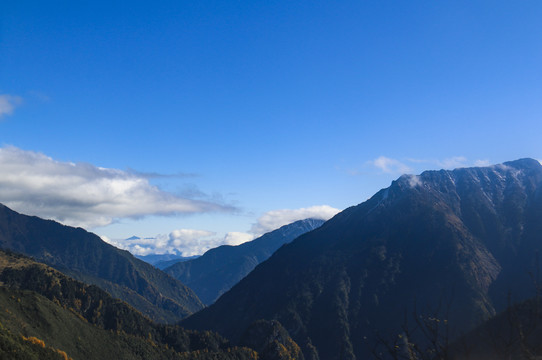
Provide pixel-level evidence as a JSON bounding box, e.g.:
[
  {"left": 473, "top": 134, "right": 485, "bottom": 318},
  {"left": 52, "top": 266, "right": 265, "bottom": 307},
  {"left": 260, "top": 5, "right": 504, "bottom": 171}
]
[
  {"left": 182, "top": 159, "right": 542, "bottom": 359},
  {"left": 165, "top": 218, "right": 325, "bottom": 304},
  {"left": 136, "top": 253, "right": 200, "bottom": 269},
  {"left": 0, "top": 204, "right": 203, "bottom": 323}
]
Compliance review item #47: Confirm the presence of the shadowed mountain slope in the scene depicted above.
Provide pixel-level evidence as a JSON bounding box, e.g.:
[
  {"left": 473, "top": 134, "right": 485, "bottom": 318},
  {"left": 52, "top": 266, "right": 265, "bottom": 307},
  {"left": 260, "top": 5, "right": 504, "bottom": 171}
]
[
  {"left": 0, "top": 249, "right": 264, "bottom": 359},
  {"left": 165, "top": 218, "right": 324, "bottom": 304},
  {"left": 182, "top": 159, "right": 542, "bottom": 360},
  {"left": 0, "top": 204, "right": 203, "bottom": 323},
  {"left": 448, "top": 296, "right": 542, "bottom": 360}
]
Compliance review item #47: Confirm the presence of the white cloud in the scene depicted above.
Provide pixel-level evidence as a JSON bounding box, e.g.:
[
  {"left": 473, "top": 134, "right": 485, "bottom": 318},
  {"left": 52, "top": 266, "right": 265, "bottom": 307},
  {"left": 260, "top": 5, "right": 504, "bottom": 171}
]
[
  {"left": 405, "top": 174, "right": 422, "bottom": 188},
  {"left": 371, "top": 156, "right": 413, "bottom": 174},
  {"left": 0, "top": 146, "right": 233, "bottom": 229},
  {"left": 224, "top": 232, "right": 254, "bottom": 246},
  {"left": 102, "top": 229, "right": 255, "bottom": 257},
  {"left": 102, "top": 230, "right": 216, "bottom": 256},
  {"left": 0, "top": 95, "right": 23, "bottom": 118},
  {"left": 474, "top": 159, "right": 491, "bottom": 167},
  {"left": 103, "top": 205, "right": 341, "bottom": 257},
  {"left": 436, "top": 156, "right": 468, "bottom": 169},
  {"left": 167, "top": 229, "right": 218, "bottom": 256},
  {"left": 250, "top": 205, "right": 340, "bottom": 237}
]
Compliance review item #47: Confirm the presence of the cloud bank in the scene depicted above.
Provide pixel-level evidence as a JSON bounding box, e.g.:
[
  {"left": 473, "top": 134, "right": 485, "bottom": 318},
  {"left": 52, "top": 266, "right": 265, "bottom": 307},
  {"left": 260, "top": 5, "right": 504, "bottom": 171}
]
[
  {"left": 103, "top": 229, "right": 255, "bottom": 257},
  {"left": 104, "top": 205, "right": 341, "bottom": 256},
  {"left": 102, "top": 231, "right": 210, "bottom": 257},
  {"left": 250, "top": 205, "right": 340, "bottom": 236},
  {"left": 0, "top": 94, "right": 23, "bottom": 118},
  {"left": 0, "top": 146, "right": 233, "bottom": 229}
]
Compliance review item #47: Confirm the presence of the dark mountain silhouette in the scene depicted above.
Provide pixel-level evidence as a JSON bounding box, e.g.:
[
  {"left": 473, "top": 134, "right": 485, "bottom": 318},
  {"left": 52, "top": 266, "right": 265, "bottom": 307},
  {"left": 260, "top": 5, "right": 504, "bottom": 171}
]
[
  {"left": 182, "top": 159, "right": 542, "bottom": 359},
  {"left": 165, "top": 218, "right": 325, "bottom": 304},
  {"left": 0, "top": 204, "right": 203, "bottom": 323}
]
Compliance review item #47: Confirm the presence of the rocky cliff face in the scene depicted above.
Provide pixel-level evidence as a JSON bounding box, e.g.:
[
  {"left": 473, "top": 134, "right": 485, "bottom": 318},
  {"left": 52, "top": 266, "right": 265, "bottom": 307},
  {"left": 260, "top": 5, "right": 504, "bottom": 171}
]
[{"left": 183, "top": 159, "right": 542, "bottom": 360}]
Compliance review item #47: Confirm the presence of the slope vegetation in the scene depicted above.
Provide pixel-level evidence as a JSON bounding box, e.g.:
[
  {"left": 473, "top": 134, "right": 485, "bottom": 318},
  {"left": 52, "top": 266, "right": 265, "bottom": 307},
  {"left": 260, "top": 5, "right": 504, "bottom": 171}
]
[
  {"left": 0, "top": 249, "right": 296, "bottom": 360},
  {"left": 0, "top": 204, "right": 203, "bottom": 322}
]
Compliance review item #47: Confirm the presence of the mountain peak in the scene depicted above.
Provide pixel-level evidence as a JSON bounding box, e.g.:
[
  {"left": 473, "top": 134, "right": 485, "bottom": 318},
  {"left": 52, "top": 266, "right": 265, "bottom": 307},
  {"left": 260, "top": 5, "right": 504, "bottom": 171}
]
[
  {"left": 391, "top": 158, "right": 542, "bottom": 194},
  {"left": 183, "top": 158, "right": 542, "bottom": 359},
  {"left": 502, "top": 157, "right": 542, "bottom": 170}
]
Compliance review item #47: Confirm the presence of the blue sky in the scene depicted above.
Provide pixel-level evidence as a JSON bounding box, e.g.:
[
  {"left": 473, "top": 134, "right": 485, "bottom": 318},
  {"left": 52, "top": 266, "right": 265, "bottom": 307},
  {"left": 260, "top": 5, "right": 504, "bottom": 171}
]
[{"left": 1, "top": 1, "right": 541, "bottom": 256}]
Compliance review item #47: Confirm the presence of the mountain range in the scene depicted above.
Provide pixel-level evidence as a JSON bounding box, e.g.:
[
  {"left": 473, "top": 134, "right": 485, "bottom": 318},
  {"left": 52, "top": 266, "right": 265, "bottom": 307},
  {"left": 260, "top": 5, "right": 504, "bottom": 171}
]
[
  {"left": 165, "top": 218, "right": 325, "bottom": 304},
  {"left": 0, "top": 249, "right": 302, "bottom": 359},
  {"left": 3, "top": 158, "right": 542, "bottom": 359},
  {"left": 0, "top": 204, "right": 203, "bottom": 323},
  {"left": 135, "top": 253, "right": 200, "bottom": 269},
  {"left": 182, "top": 158, "right": 542, "bottom": 359}
]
